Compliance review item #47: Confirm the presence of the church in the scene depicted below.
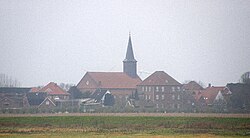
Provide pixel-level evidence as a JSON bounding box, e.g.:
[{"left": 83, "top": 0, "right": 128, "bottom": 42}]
[{"left": 76, "top": 34, "right": 142, "bottom": 105}]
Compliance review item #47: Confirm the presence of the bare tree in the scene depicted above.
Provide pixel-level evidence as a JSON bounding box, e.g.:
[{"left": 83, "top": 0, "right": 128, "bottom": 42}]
[
  {"left": 0, "top": 73, "right": 21, "bottom": 87},
  {"left": 240, "top": 72, "right": 250, "bottom": 84}
]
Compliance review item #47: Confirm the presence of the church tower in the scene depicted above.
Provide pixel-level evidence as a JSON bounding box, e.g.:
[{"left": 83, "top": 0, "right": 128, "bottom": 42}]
[{"left": 123, "top": 33, "right": 137, "bottom": 78}]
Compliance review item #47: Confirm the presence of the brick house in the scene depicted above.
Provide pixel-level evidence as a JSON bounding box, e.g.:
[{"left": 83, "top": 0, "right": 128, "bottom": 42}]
[
  {"left": 137, "top": 71, "right": 185, "bottom": 112},
  {"left": 196, "top": 85, "right": 230, "bottom": 112},
  {"left": 28, "top": 82, "right": 70, "bottom": 108},
  {"left": 183, "top": 81, "right": 204, "bottom": 111}
]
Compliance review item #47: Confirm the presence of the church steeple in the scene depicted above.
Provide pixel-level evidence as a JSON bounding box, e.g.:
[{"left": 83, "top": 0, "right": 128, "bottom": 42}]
[
  {"left": 123, "top": 33, "right": 137, "bottom": 78},
  {"left": 125, "top": 33, "right": 136, "bottom": 61}
]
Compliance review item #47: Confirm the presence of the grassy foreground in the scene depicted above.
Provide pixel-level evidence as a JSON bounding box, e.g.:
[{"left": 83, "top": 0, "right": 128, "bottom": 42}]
[{"left": 0, "top": 115, "right": 250, "bottom": 137}]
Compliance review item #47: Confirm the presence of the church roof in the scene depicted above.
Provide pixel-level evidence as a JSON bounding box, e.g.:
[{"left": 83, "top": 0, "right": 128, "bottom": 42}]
[
  {"left": 78, "top": 72, "right": 142, "bottom": 89},
  {"left": 124, "top": 34, "right": 136, "bottom": 62},
  {"left": 138, "top": 71, "right": 181, "bottom": 86}
]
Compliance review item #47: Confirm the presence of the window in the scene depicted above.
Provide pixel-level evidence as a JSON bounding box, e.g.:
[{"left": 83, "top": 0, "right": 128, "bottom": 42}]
[
  {"left": 156, "top": 104, "right": 159, "bottom": 108},
  {"left": 142, "top": 87, "right": 144, "bottom": 91},
  {"left": 156, "top": 86, "right": 159, "bottom": 92},
  {"left": 177, "top": 104, "right": 180, "bottom": 109},
  {"left": 145, "top": 86, "right": 148, "bottom": 92},
  {"left": 177, "top": 86, "right": 180, "bottom": 91},
  {"left": 148, "top": 95, "right": 151, "bottom": 100},
  {"left": 156, "top": 95, "right": 159, "bottom": 100},
  {"left": 172, "top": 87, "right": 175, "bottom": 92},
  {"left": 46, "top": 101, "right": 50, "bottom": 105},
  {"left": 162, "top": 86, "right": 164, "bottom": 92},
  {"left": 172, "top": 104, "right": 175, "bottom": 108},
  {"left": 148, "top": 87, "right": 151, "bottom": 92},
  {"left": 4, "top": 102, "right": 9, "bottom": 106},
  {"left": 172, "top": 95, "right": 175, "bottom": 100},
  {"left": 177, "top": 95, "right": 180, "bottom": 100},
  {"left": 162, "top": 95, "right": 165, "bottom": 100},
  {"left": 145, "top": 95, "right": 147, "bottom": 100}
]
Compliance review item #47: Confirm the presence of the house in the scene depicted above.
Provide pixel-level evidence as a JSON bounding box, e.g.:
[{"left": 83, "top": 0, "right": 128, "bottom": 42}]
[
  {"left": 28, "top": 82, "right": 70, "bottom": 108},
  {"left": 27, "top": 92, "right": 47, "bottom": 107},
  {"left": 38, "top": 82, "right": 70, "bottom": 100},
  {"left": 183, "top": 81, "right": 204, "bottom": 111},
  {"left": 183, "top": 81, "right": 204, "bottom": 91},
  {"left": 199, "top": 86, "right": 228, "bottom": 106},
  {"left": 137, "top": 71, "right": 185, "bottom": 112},
  {"left": 194, "top": 85, "right": 231, "bottom": 112},
  {"left": 0, "top": 87, "right": 31, "bottom": 109},
  {"left": 76, "top": 34, "right": 142, "bottom": 106}
]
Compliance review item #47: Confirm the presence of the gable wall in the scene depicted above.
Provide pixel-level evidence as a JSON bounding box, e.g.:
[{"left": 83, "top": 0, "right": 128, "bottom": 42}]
[{"left": 77, "top": 73, "right": 98, "bottom": 93}]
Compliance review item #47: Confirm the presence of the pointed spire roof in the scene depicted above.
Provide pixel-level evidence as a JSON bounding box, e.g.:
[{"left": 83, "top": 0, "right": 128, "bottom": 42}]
[{"left": 124, "top": 33, "right": 136, "bottom": 62}]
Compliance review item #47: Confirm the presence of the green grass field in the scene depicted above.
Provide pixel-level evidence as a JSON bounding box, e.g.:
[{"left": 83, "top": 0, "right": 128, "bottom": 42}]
[{"left": 0, "top": 115, "right": 250, "bottom": 137}]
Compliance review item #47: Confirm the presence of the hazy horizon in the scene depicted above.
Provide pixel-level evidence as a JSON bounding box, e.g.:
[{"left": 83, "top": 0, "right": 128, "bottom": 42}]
[{"left": 1, "top": 1, "right": 250, "bottom": 87}]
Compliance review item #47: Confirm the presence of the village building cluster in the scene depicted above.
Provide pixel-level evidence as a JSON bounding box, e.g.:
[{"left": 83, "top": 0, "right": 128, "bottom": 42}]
[{"left": 0, "top": 35, "right": 250, "bottom": 113}]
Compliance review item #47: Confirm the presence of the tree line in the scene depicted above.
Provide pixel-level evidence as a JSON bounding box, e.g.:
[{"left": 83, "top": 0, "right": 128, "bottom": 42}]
[{"left": 0, "top": 73, "right": 21, "bottom": 87}]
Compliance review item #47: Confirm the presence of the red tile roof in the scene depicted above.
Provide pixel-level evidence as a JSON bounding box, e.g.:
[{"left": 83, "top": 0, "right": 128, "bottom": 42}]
[
  {"left": 183, "top": 81, "right": 204, "bottom": 90},
  {"left": 200, "top": 86, "right": 225, "bottom": 104},
  {"left": 39, "top": 82, "right": 69, "bottom": 95},
  {"left": 79, "top": 72, "right": 142, "bottom": 89},
  {"left": 138, "top": 71, "right": 181, "bottom": 86}
]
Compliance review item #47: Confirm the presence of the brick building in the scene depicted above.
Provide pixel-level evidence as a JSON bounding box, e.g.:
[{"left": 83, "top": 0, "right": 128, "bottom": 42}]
[{"left": 137, "top": 71, "right": 185, "bottom": 111}]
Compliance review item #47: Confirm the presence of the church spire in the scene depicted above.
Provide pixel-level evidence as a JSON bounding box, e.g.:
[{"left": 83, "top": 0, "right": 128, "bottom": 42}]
[
  {"left": 123, "top": 33, "right": 137, "bottom": 78},
  {"left": 124, "top": 33, "right": 136, "bottom": 62}
]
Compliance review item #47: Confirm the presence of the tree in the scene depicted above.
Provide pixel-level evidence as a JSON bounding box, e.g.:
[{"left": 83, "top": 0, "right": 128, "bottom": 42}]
[
  {"left": 67, "top": 86, "right": 90, "bottom": 99},
  {"left": 0, "top": 73, "right": 21, "bottom": 87},
  {"left": 134, "top": 91, "right": 139, "bottom": 100},
  {"left": 240, "top": 72, "right": 250, "bottom": 84},
  {"left": 103, "top": 93, "right": 115, "bottom": 106}
]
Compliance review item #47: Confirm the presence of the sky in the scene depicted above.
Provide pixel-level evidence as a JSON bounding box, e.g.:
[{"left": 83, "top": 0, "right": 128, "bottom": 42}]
[{"left": 0, "top": 0, "right": 250, "bottom": 87}]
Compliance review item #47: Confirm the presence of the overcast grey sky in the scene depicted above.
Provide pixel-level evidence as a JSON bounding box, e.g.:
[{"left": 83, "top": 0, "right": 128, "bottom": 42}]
[{"left": 0, "top": 0, "right": 250, "bottom": 87}]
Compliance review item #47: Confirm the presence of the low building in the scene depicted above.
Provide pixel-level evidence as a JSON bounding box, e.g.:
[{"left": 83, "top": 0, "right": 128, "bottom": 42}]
[
  {"left": 28, "top": 82, "right": 70, "bottom": 109},
  {"left": 197, "top": 85, "right": 230, "bottom": 112},
  {"left": 183, "top": 81, "right": 204, "bottom": 112},
  {"left": 0, "top": 87, "right": 31, "bottom": 109}
]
